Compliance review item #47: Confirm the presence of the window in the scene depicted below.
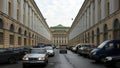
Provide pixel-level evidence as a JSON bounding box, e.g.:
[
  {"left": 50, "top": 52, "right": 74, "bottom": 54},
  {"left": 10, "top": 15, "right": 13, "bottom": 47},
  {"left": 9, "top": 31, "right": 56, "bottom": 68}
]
[
  {"left": 10, "top": 35, "right": 14, "bottom": 45},
  {"left": 18, "top": 28, "right": 22, "bottom": 34},
  {"left": 0, "top": 19, "right": 3, "bottom": 29},
  {"left": 98, "top": 0, "right": 101, "bottom": 20},
  {"left": 17, "top": 9, "right": 19, "bottom": 20},
  {"left": 17, "top": 0, "right": 20, "bottom": 20},
  {"left": 0, "top": 32, "right": 3, "bottom": 44},
  {"left": 105, "top": 0, "right": 110, "bottom": 16},
  {"left": 107, "top": 2, "right": 110, "bottom": 15},
  {"left": 92, "top": 31, "right": 94, "bottom": 43},
  {"left": 8, "top": 1, "right": 12, "bottom": 16},
  {"left": 10, "top": 24, "right": 14, "bottom": 32},
  {"left": 104, "top": 24, "right": 108, "bottom": 41},
  {"left": 18, "top": 37, "right": 21, "bottom": 45},
  {"left": 96, "top": 28, "right": 100, "bottom": 45},
  {"left": 105, "top": 43, "right": 114, "bottom": 50},
  {"left": 113, "top": 19, "right": 120, "bottom": 39},
  {"left": 24, "top": 30, "right": 27, "bottom": 36},
  {"left": 24, "top": 38, "right": 27, "bottom": 45}
]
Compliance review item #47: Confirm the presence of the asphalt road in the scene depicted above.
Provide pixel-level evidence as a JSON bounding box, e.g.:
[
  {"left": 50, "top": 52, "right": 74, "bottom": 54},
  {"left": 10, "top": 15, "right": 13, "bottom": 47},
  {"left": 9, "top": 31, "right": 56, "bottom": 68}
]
[{"left": 0, "top": 49, "right": 106, "bottom": 68}]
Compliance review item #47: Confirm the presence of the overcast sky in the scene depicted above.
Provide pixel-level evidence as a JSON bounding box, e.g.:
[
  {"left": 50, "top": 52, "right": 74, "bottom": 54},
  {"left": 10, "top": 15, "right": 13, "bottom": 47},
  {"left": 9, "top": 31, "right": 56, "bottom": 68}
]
[{"left": 34, "top": 0, "right": 85, "bottom": 27}]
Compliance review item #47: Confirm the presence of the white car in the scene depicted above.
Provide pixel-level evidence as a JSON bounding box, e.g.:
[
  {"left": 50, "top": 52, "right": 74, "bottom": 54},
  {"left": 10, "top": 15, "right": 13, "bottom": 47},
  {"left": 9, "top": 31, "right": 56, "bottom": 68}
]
[
  {"left": 45, "top": 46, "right": 55, "bottom": 56},
  {"left": 22, "top": 48, "right": 48, "bottom": 68}
]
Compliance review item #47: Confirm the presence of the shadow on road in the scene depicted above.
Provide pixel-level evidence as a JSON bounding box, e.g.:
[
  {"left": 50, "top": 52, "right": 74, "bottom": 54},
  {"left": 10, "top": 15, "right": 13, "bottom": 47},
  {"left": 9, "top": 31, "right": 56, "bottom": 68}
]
[
  {"left": 91, "top": 61, "right": 103, "bottom": 65},
  {"left": 0, "top": 63, "right": 17, "bottom": 66},
  {"left": 27, "top": 65, "right": 46, "bottom": 68}
]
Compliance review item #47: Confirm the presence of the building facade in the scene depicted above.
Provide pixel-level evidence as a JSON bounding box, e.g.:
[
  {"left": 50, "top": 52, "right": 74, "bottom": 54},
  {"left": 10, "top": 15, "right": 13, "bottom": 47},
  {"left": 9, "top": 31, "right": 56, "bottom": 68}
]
[
  {"left": 50, "top": 24, "right": 69, "bottom": 46},
  {"left": 0, "top": 0, "right": 51, "bottom": 48},
  {"left": 69, "top": 0, "right": 120, "bottom": 46}
]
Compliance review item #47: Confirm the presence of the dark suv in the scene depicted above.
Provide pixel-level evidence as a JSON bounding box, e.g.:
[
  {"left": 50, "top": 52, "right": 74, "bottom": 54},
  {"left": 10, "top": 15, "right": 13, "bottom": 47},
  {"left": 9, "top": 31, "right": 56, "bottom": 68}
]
[{"left": 59, "top": 45, "right": 67, "bottom": 54}]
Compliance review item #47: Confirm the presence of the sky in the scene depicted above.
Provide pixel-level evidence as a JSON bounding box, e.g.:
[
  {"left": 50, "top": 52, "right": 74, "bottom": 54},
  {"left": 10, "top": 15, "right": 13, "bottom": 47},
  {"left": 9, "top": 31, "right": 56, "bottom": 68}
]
[{"left": 34, "top": 0, "right": 85, "bottom": 27}]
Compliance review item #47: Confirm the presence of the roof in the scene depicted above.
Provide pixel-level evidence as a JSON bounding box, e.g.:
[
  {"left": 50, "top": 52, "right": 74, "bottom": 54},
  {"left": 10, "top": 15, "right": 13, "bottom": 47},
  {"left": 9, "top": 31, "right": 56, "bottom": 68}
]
[{"left": 54, "top": 24, "right": 65, "bottom": 27}]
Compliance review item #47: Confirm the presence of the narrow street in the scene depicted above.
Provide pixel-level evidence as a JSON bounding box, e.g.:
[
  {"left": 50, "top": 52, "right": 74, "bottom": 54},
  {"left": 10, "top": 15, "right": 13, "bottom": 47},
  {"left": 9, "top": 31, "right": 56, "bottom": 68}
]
[{"left": 0, "top": 49, "right": 106, "bottom": 68}]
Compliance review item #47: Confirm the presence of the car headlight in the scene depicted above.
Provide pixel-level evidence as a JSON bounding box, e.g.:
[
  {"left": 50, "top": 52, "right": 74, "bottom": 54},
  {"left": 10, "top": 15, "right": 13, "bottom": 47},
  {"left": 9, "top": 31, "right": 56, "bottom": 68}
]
[
  {"left": 106, "top": 57, "right": 112, "bottom": 61},
  {"left": 38, "top": 57, "right": 45, "bottom": 60},
  {"left": 22, "top": 57, "right": 29, "bottom": 60}
]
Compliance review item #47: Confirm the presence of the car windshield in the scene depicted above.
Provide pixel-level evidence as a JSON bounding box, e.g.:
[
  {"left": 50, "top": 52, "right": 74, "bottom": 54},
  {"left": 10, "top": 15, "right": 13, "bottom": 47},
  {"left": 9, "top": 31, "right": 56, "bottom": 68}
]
[
  {"left": 31, "top": 49, "right": 46, "bottom": 54},
  {"left": 60, "top": 46, "right": 66, "bottom": 49},
  {"left": 0, "top": 49, "right": 7, "bottom": 53},
  {"left": 45, "top": 47, "right": 53, "bottom": 50},
  {"left": 97, "top": 41, "right": 109, "bottom": 48}
]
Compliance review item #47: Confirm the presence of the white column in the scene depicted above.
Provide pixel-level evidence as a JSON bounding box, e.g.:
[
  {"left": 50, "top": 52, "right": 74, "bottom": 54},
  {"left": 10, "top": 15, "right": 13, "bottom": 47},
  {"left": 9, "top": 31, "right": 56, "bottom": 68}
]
[
  {"left": 95, "top": 0, "right": 98, "bottom": 24},
  {"left": 87, "top": 7, "right": 90, "bottom": 29},
  {"left": 2, "top": 0, "right": 8, "bottom": 14},
  {"left": 90, "top": 3, "right": 93, "bottom": 27},
  {"left": 109, "top": 0, "right": 118, "bottom": 14},
  {"left": 25, "top": 3, "right": 28, "bottom": 27},
  {"left": 12, "top": 0, "right": 17, "bottom": 20},
  {"left": 20, "top": 0, "right": 24, "bottom": 24}
]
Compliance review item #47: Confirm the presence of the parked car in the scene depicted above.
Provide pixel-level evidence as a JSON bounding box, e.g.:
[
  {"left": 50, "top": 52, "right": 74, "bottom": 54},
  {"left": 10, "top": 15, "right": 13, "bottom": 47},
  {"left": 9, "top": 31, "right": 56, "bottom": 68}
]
[
  {"left": 77, "top": 43, "right": 95, "bottom": 57},
  {"left": 13, "top": 47, "right": 26, "bottom": 59},
  {"left": 104, "top": 55, "right": 120, "bottom": 68},
  {"left": 59, "top": 45, "right": 67, "bottom": 54},
  {"left": 37, "top": 43, "right": 46, "bottom": 48},
  {"left": 45, "top": 46, "right": 55, "bottom": 57},
  {"left": 67, "top": 46, "right": 74, "bottom": 50},
  {"left": 22, "top": 48, "right": 48, "bottom": 68},
  {"left": 0, "top": 48, "right": 19, "bottom": 63},
  {"left": 71, "top": 44, "right": 81, "bottom": 53},
  {"left": 90, "top": 40, "right": 120, "bottom": 62}
]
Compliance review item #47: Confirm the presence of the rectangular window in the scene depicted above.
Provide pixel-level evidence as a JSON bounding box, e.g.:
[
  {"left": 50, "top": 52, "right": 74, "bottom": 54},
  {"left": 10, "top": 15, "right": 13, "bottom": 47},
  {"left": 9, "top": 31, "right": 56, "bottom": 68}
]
[
  {"left": 17, "top": 9, "right": 19, "bottom": 20},
  {"left": 24, "top": 38, "right": 26, "bottom": 45},
  {"left": 10, "top": 35, "right": 14, "bottom": 45},
  {"left": 107, "top": 2, "right": 110, "bottom": 15},
  {"left": 18, "top": 37, "right": 21, "bottom": 45},
  {"left": 8, "top": 2, "right": 12, "bottom": 16},
  {"left": 0, "top": 32, "right": 3, "bottom": 44}
]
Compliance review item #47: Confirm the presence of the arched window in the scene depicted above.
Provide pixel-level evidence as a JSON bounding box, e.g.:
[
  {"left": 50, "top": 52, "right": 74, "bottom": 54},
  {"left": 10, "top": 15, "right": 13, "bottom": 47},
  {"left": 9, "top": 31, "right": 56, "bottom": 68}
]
[
  {"left": 18, "top": 28, "right": 22, "bottom": 34},
  {"left": 32, "top": 34, "right": 34, "bottom": 38},
  {"left": 113, "top": 19, "right": 120, "bottom": 39},
  {"left": 10, "top": 24, "right": 14, "bottom": 32},
  {"left": 96, "top": 28, "right": 100, "bottom": 45},
  {"left": 104, "top": 24, "right": 108, "bottom": 41},
  {"left": 0, "top": 19, "right": 4, "bottom": 29}
]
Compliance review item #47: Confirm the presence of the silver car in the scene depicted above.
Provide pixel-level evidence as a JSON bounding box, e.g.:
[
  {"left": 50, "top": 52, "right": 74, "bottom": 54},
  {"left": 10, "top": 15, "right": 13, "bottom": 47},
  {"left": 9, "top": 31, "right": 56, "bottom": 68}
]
[
  {"left": 45, "top": 46, "right": 55, "bottom": 56},
  {"left": 22, "top": 48, "right": 48, "bottom": 68}
]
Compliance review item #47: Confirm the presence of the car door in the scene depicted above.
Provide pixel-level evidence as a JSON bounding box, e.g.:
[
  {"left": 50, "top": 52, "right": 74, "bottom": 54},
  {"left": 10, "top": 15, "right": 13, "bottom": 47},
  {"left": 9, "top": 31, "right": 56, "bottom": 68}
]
[
  {"left": 0, "top": 50, "right": 10, "bottom": 63},
  {"left": 104, "top": 42, "right": 115, "bottom": 56},
  {"left": 0, "top": 51, "right": 5, "bottom": 63}
]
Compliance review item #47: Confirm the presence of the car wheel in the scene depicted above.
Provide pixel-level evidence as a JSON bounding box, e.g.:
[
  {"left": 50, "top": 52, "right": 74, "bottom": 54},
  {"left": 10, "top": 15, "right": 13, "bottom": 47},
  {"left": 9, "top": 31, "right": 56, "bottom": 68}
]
[
  {"left": 8, "top": 58, "right": 16, "bottom": 64},
  {"left": 100, "top": 57, "right": 106, "bottom": 63}
]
